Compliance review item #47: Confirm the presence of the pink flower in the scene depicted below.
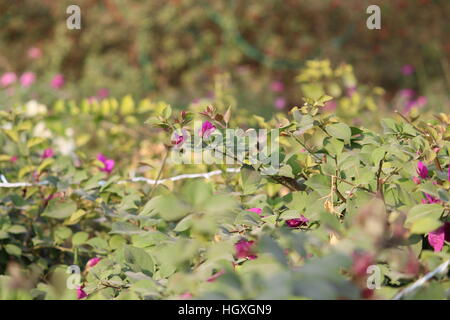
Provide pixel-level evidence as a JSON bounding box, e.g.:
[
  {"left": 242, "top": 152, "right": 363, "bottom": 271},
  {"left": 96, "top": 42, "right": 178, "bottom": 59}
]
[
  {"left": 96, "top": 88, "right": 109, "bottom": 100},
  {"left": 1, "top": 72, "right": 17, "bottom": 87},
  {"left": 427, "top": 223, "right": 450, "bottom": 252},
  {"left": 404, "top": 96, "right": 427, "bottom": 113},
  {"left": 199, "top": 121, "right": 216, "bottom": 139},
  {"left": 412, "top": 177, "right": 421, "bottom": 184},
  {"left": 76, "top": 286, "right": 88, "bottom": 299},
  {"left": 401, "top": 65, "right": 415, "bottom": 76},
  {"left": 97, "top": 153, "right": 115, "bottom": 173},
  {"left": 286, "top": 215, "right": 309, "bottom": 228},
  {"left": 270, "top": 81, "right": 284, "bottom": 92},
  {"left": 421, "top": 193, "right": 441, "bottom": 204},
  {"left": 351, "top": 251, "right": 373, "bottom": 277},
  {"left": 274, "top": 97, "right": 286, "bottom": 110},
  {"left": 10, "top": 155, "right": 18, "bottom": 163},
  {"left": 180, "top": 292, "right": 193, "bottom": 299},
  {"left": 346, "top": 86, "right": 357, "bottom": 97},
  {"left": 399, "top": 89, "right": 415, "bottom": 99},
  {"left": 207, "top": 269, "right": 225, "bottom": 282},
  {"left": 247, "top": 208, "right": 262, "bottom": 215},
  {"left": 41, "top": 148, "right": 54, "bottom": 159},
  {"left": 416, "top": 161, "right": 428, "bottom": 179},
  {"left": 27, "top": 47, "right": 42, "bottom": 59},
  {"left": 20, "top": 72, "right": 36, "bottom": 87},
  {"left": 323, "top": 100, "right": 337, "bottom": 112},
  {"left": 172, "top": 131, "right": 186, "bottom": 148},
  {"left": 235, "top": 239, "right": 257, "bottom": 260},
  {"left": 86, "top": 257, "right": 101, "bottom": 268},
  {"left": 51, "top": 74, "right": 65, "bottom": 89}
]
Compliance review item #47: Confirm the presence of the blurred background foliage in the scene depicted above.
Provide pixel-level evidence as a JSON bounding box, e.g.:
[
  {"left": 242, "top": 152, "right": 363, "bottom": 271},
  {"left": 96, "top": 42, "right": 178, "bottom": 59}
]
[{"left": 0, "top": 0, "right": 449, "bottom": 117}]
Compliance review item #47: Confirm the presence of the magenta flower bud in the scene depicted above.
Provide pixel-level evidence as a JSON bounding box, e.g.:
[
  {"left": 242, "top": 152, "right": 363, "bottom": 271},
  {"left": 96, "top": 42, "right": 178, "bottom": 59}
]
[
  {"left": 235, "top": 239, "right": 257, "bottom": 260},
  {"left": 206, "top": 269, "right": 225, "bottom": 282},
  {"left": 286, "top": 215, "right": 309, "bottom": 228},
  {"left": 97, "top": 153, "right": 115, "bottom": 173},
  {"left": 199, "top": 121, "right": 216, "bottom": 138},
  {"left": 416, "top": 161, "right": 428, "bottom": 179},
  {"left": 76, "top": 286, "right": 88, "bottom": 299},
  {"left": 20, "top": 72, "right": 36, "bottom": 88},
  {"left": 247, "top": 208, "right": 262, "bottom": 215},
  {"left": 86, "top": 257, "right": 101, "bottom": 268},
  {"left": 10, "top": 155, "right": 18, "bottom": 163},
  {"left": 1, "top": 72, "right": 17, "bottom": 87},
  {"left": 41, "top": 148, "right": 54, "bottom": 159},
  {"left": 51, "top": 74, "right": 65, "bottom": 89}
]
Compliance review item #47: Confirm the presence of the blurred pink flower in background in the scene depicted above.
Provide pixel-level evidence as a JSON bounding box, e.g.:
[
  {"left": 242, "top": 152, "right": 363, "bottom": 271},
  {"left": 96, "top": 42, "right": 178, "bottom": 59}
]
[
  {"left": 346, "top": 86, "right": 357, "bottom": 97},
  {"left": 180, "top": 292, "right": 193, "bottom": 299},
  {"left": 274, "top": 97, "right": 286, "bottom": 110},
  {"left": 10, "top": 155, "right": 18, "bottom": 163},
  {"left": 270, "top": 81, "right": 284, "bottom": 92},
  {"left": 405, "top": 96, "right": 427, "bottom": 112},
  {"left": 399, "top": 89, "right": 415, "bottom": 99},
  {"left": 96, "top": 88, "right": 109, "bottom": 99},
  {"left": 1, "top": 72, "right": 17, "bottom": 87},
  {"left": 51, "top": 74, "right": 65, "bottom": 89},
  {"left": 97, "top": 153, "right": 115, "bottom": 173},
  {"left": 401, "top": 64, "right": 415, "bottom": 76},
  {"left": 20, "top": 72, "right": 36, "bottom": 87},
  {"left": 323, "top": 100, "right": 337, "bottom": 112},
  {"left": 27, "top": 47, "right": 42, "bottom": 59},
  {"left": 351, "top": 251, "right": 374, "bottom": 277},
  {"left": 41, "top": 148, "right": 54, "bottom": 159}
]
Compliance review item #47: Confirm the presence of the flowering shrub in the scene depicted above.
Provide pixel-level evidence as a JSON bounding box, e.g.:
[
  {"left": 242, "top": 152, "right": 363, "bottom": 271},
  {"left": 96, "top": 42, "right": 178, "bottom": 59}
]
[{"left": 0, "top": 72, "right": 449, "bottom": 300}]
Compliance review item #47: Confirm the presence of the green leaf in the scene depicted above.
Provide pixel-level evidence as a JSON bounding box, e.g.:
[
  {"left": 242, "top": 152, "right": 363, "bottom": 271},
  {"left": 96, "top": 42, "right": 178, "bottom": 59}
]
[
  {"left": 123, "top": 245, "right": 155, "bottom": 275},
  {"left": 72, "top": 232, "right": 89, "bottom": 246},
  {"left": 42, "top": 200, "right": 77, "bottom": 220},
  {"left": 7, "top": 225, "right": 27, "bottom": 234},
  {"left": 410, "top": 217, "right": 442, "bottom": 234},
  {"left": 326, "top": 123, "right": 351, "bottom": 144},
  {"left": 5, "top": 244, "right": 22, "bottom": 256},
  {"left": 406, "top": 204, "right": 444, "bottom": 224},
  {"left": 240, "top": 166, "right": 263, "bottom": 195}
]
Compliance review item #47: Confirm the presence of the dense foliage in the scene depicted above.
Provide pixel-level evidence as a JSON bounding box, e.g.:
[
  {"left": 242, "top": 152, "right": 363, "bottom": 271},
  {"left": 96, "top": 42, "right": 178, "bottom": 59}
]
[{"left": 0, "top": 61, "right": 449, "bottom": 299}]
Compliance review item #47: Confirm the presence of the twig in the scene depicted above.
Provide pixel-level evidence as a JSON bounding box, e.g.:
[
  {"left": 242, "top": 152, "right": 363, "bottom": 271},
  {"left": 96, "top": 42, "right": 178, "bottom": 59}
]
[{"left": 392, "top": 259, "right": 450, "bottom": 300}]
